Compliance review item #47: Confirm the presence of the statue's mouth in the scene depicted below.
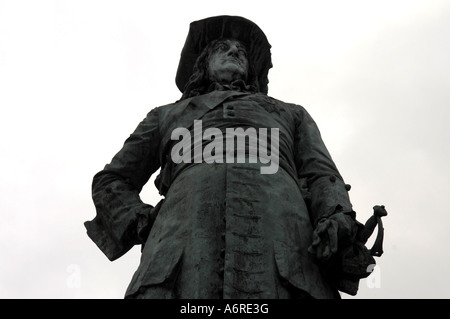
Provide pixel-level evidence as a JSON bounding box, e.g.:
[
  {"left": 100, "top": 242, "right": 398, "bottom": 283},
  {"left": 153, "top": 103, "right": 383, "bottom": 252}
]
[{"left": 223, "top": 57, "right": 244, "bottom": 66}]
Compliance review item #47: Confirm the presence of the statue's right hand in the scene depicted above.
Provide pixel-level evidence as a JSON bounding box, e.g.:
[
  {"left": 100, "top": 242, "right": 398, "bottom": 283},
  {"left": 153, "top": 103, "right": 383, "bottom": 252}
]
[{"left": 136, "top": 205, "right": 155, "bottom": 244}]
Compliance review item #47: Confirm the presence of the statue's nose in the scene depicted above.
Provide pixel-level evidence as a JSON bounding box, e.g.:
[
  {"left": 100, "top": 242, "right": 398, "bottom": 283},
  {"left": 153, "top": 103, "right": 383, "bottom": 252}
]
[{"left": 226, "top": 44, "right": 240, "bottom": 57}]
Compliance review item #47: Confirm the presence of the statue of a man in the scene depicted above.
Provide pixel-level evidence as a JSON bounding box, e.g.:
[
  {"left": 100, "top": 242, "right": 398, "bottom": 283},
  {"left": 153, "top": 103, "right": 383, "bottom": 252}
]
[{"left": 85, "top": 15, "right": 377, "bottom": 299}]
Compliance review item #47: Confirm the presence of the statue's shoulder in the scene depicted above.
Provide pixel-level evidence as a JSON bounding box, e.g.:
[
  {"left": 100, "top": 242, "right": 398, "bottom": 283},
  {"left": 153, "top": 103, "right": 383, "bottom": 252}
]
[
  {"left": 157, "top": 99, "right": 187, "bottom": 111},
  {"left": 260, "top": 94, "right": 308, "bottom": 117},
  {"left": 147, "top": 98, "right": 190, "bottom": 117},
  {"left": 272, "top": 96, "right": 306, "bottom": 110}
]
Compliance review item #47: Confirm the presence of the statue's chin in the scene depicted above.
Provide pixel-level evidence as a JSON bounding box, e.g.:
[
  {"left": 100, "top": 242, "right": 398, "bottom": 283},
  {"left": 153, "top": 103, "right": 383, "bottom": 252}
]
[{"left": 210, "top": 68, "right": 247, "bottom": 83}]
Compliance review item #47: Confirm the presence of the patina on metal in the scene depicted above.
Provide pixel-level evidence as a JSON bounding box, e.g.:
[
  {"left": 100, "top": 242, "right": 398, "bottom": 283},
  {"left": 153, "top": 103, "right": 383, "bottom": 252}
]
[{"left": 85, "top": 15, "right": 386, "bottom": 299}]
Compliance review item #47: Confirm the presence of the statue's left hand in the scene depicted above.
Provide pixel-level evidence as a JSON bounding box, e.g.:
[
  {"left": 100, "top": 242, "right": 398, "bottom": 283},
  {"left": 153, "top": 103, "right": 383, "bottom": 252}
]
[
  {"left": 308, "top": 218, "right": 338, "bottom": 261},
  {"left": 308, "top": 213, "right": 358, "bottom": 262}
]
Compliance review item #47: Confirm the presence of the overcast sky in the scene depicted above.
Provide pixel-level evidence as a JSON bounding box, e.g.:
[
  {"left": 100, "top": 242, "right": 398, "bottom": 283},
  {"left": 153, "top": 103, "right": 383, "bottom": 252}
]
[{"left": 1, "top": 0, "right": 450, "bottom": 299}]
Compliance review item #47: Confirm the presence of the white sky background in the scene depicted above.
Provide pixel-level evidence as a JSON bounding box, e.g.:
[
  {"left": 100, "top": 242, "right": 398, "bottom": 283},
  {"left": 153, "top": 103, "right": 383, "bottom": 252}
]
[{"left": 1, "top": 0, "right": 449, "bottom": 299}]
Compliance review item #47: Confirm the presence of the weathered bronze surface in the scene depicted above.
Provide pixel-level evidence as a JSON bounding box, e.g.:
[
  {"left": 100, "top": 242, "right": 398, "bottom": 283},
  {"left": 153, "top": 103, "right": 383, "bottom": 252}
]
[{"left": 85, "top": 15, "right": 385, "bottom": 299}]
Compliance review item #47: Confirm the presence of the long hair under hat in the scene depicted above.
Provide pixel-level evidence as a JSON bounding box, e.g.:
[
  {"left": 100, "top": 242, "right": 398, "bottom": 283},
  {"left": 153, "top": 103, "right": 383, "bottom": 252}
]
[{"left": 175, "top": 15, "right": 273, "bottom": 95}]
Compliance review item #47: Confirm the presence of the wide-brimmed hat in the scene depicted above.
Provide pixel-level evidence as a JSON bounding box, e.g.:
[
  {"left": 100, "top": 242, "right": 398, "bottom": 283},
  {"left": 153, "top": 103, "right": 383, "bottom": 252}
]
[{"left": 175, "top": 15, "right": 272, "bottom": 94}]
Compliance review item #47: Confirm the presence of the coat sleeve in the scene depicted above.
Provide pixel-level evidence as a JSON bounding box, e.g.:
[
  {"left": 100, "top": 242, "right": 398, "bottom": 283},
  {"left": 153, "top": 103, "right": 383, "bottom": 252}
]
[
  {"left": 84, "top": 107, "right": 162, "bottom": 261},
  {"left": 292, "top": 105, "right": 354, "bottom": 227}
]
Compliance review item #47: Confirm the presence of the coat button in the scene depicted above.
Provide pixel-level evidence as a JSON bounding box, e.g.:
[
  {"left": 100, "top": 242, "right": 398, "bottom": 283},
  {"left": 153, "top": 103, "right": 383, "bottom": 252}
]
[{"left": 329, "top": 176, "right": 336, "bottom": 183}]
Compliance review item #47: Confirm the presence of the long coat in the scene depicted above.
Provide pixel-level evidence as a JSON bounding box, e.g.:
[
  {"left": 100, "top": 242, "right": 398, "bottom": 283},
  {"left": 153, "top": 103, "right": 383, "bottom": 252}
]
[{"left": 85, "top": 88, "right": 354, "bottom": 298}]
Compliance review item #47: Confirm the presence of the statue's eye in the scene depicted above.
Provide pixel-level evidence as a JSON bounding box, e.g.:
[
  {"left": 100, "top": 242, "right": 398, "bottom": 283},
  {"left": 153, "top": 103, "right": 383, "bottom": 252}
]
[
  {"left": 214, "top": 42, "right": 228, "bottom": 52},
  {"left": 218, "top": 43, "right": 229, "bottom": 51}
]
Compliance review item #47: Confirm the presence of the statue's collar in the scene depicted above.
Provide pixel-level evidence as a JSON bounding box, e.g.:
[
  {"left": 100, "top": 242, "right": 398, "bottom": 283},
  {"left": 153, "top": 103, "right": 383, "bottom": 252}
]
[
  {"left": 207, "top": 80, "right": 257, "bottom": 94},
  {"left": 190, "top": 89, "right": 251, "bottom": 110}
]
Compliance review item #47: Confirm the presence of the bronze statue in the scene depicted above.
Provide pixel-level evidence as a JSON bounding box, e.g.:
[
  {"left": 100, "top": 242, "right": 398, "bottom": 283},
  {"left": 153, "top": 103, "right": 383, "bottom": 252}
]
[{"left": 85, "top": 15, "right": 385, "bottom": 299}]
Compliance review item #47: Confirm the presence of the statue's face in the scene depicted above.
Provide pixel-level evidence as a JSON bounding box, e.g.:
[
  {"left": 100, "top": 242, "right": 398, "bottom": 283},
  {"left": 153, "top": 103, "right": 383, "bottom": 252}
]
[{"left": 207, "top": 39, "right": 249, "bottom": 83}]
